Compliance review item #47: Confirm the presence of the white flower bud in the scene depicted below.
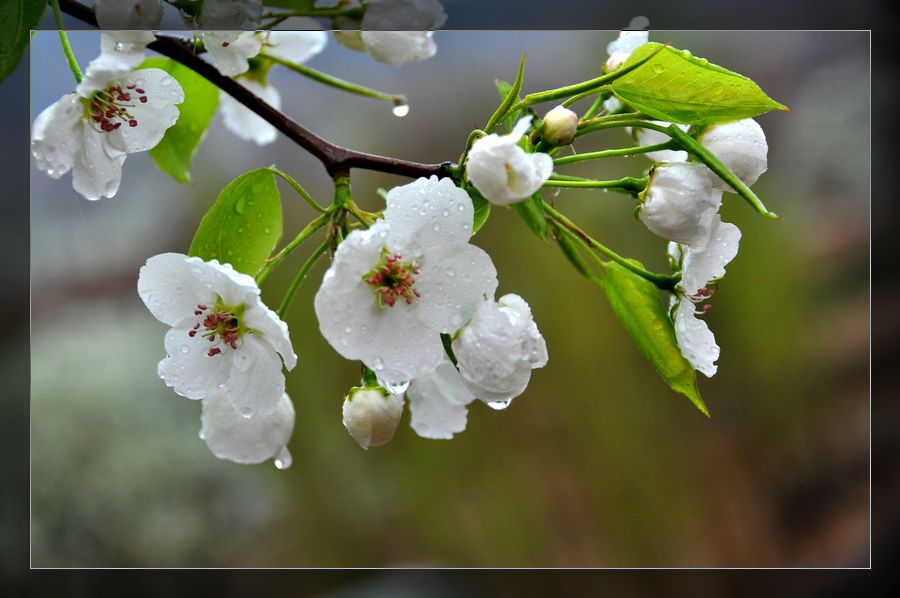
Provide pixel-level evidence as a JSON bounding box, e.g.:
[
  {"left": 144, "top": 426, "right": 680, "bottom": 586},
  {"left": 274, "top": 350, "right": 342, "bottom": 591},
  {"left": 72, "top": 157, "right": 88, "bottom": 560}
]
[
  {"left": 605, "top": 30, "right": 649, "bottom": 71},
  {"left": 541, "top": 106, "right": 579, "bottom": 146},
  {"left": 342, "top": 387, "right": 404, "bottom": 450},
  {"left": 698, "top": 118, "right": 768, "bottom": 189},
  {"left": 639, "top": 163, "right": 722, "bottom": 246},
  {"left": 452, "top": 294, "right": 548, "bottom": 403},
  {"left": 634, "top": 121, "right": 689, "bottom": 163}
]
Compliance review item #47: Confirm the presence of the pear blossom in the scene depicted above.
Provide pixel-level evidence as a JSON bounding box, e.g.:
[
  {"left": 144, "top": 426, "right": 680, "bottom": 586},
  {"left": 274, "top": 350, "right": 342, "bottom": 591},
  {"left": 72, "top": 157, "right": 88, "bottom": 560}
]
[
  {"left": 605, "top": 30, "right": 649, "bottom": 71},
  {"left": 202, "top": 32, "right": 262, "bottom": 76},
  {"left": 137, "top": 253, "right": 297, "bottom": 417},
  {"left": 31, "top": 55, "right": 184, "bottom": 200},
  {"left": 698, "top": 118, "right": 768, "bottom": 189},
  {"left": 634, "top": 121, "right": 689, "bottom": 163},
  {"left": 99, "top": 31, "right": 156, "bottom": 68},
  {"left": 452, "top": 294, "right": 548, "bottom": 403},
  {"left": 95, "top": 0, "right": 164, "bottom": 30},
  {"left": 466, "top": 116, "right": 553, "bottom": 206},
  {"left": 406, "top": 358, "right": 475, "bottom": 440},
  {"left": 667, "top": 217, "right": 742, "bottom": 377},
  {"left": 195, "top": 0, "right": 263, "bottom": 29},
  {"left": 360, "top": 31, "right": 439, "bottom": 66},
  {"left": 219, "top": 79, "right": 282, "bottom": 146},
  {"left": 201, "top": 391, "right": 295, "bottom": 467},
  {"left": 261, "top": 28, "right": 328, "bottom": 64},
  {"left": 314, "top": 176, "right": 498, "bottom": 384},
  {"left": 541, "top": 105, "right": 579, "bottom": 146},
  {"left": 353, "top": 0, "right": 446, "bottom": 66},
  {"left": 638, "top": 162, "right": 723, "bottom": 246},
  {"left": 342, "top": 387, "right": 404, "bottom": 449}
]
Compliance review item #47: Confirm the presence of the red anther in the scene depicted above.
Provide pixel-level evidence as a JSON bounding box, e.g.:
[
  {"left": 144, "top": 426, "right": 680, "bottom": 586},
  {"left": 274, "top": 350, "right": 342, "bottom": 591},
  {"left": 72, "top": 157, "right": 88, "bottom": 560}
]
[
  {"left": 229, "top": 341, "right": 238, "bottom": 349},
  {"left": 222, "top": 41, "right": 230, "bottom": 47},
  {"left": 92, "top": 115, "right": 103, "bottom": 123},
  {"left": 106, "top": 110, "right": 116, "bottom": 117},
  {"left": 208, "top": 335, "right": 216, "bottom": 342},
  {"left": 188, "top": 330, "right": 197, "bottom": 337},
  {"left": 413, "top": 289, "right": 421, "bottom": 297},
  {"left": 197, "top": 305, "right": 207, "bottom": 310},
  {"left": 139, "top": 96, "right": 148, "bottom": 103},
  {"left": 384, "top": 296, "right": 396, "bottom": 307},
  {"left": 113, "top": 122, "right": 121, "bottom": 129},
  {"left": 127, "top": 84, "right": 136, "bottom": 89},
  {"left": 135, "top": 88, "right": 145, "bottom": 94},
  {"left": 405, "top": 296, "right": 414, "bottom": 304},
  {"left": 194, "top": 310, "right": 202, "bottom": 315},
  {"left": 702, "top": 304, "right": 713, "bottom": 312},
  {"left": 192, "top": 323, "right": 200, "bottom": 330},
  {"left": 128, "top": 119, "right": 138, "bottom": 127},
  {"left": 207, "top": 348, "right": 222, "bottom": 357}
]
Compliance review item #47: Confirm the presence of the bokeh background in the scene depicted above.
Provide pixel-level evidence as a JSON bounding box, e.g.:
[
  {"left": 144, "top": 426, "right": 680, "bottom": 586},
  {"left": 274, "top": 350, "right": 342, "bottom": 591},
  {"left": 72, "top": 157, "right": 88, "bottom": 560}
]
[{"left": 30, "top": 30, "right": 869, "bottom": 567}]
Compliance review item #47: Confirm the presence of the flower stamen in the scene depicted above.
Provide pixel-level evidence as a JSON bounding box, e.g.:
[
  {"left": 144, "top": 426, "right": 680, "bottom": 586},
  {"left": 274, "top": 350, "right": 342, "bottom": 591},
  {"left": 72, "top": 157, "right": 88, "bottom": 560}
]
[
  {"left": 190, "top": 302, "right": 248, "bottom": 356},
  {"left": 363, "top": 250, "right": 421, "bottom": 308}
]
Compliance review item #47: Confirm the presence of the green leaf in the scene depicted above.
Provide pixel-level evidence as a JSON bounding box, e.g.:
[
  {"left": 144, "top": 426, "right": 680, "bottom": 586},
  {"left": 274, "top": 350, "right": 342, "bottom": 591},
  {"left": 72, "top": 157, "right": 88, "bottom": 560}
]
[
  {"left": 0, "top": 0, "right": 46, "bottom": 82},
  {"left": 486, "top": 53, "right": 526, "bottom": 133},
  {"left": 598, "top": 260, "right": 708, "bottom": 415},
  {"left": 611, "top": 42, "right": 789, "bottom": 125},
  {"left": 137, "top": 57, "right": 219, "bottom": 184},
  {"left": 512, "top": 192, "right": 548, "bottom": 239},
  {"left": 464, "top": 186, "right": 492, "bottom": 234},
  {"left": 189, "top": 168, "right": 283, "bottom": 277}
]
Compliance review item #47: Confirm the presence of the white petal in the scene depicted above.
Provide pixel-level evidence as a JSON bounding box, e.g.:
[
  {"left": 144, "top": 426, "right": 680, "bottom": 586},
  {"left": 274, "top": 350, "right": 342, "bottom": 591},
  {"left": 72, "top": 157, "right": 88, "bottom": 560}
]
[
  {"left": 159, "top": 323, "right": 234, "bottom": 399},
  {"left": 383, "top": 176, "right": 475, "bottom": 255},
  {"left": 219, "top": 79, "right": 280, "bottom": 146},
  {"left": 223, "top": 334, "right": 286, "bottom": 417},
  {"left": 201, "top": 391, "right": 294, "bottom": 465},
  {"left": 203, "top": 32, "right": 262, "bottom": 76},
  {"left": 76, "top": 54, "right": 131, "bottom": 98},
  {"left": 635, "top": 121, "right": 689, "bottom": 163},
  {"left": 114, "top": 68, "right": 184, "bottom": 153},
  {"left": 360, "top": 31, "right": 437, "bottom": 66},
  {"left": 639, "top": 162, "right": 722, "bottom": 246},
  {"left": 414, "top": 244, "right": 498, "bottom": 333},
  {"left": 242, "top": 301, "right": 297, "bottom": 371},
  {"left": 406, "top": 359, "right": 474, "bottom": 440},
  {"left": 71, "top": 124, "right": 127, "bottom": 200},
  {"left": 31, "top": 93, "right": 82, "bottom": 179},
  {"left": 342, "top": 388, "right": 403, "bottom": 449},
  {"left": 95, "top": 1, "right": 163, "bottom": 30},
  {"left": 137, "top": 253, "right": 257, "bottom": 326},
  {"left": 362, "top": 0, "right": 448, "bottom": 30},
  {"left": 679, "top": 219, "right": 741, "bottom": 296},
  {"left": 100, "top": 31, "right": 156, "bottom": 68},
  {"left": 673, "top": 299, "right": 719, "bottom": 377},
  {"left": 699, "top": 118, "right": 768, "bottom": 189},
  {"left": 605, "top": 30, "right": 649, "bottom": 71},
  {"left": 199, "top": 0, "right": 263, "bottom": 29},
  {"left": 263, "top": 29, "right": 327, "bottom": 64}
]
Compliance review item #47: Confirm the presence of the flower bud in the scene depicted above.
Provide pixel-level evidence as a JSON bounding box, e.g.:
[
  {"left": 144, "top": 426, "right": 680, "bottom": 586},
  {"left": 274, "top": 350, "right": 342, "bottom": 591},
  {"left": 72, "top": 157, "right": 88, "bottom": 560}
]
[
  {"left": 541, "top": 106, "right": 579, "bottom": 146},
  {"left": 342, "top": 387, "right": 403, "bottom": 450},
  {"left": 639, "top": 162, "right": 722, "bottom": 246},
  {"left": 698, "top": 118, "right": 768, "bottom": 189}
]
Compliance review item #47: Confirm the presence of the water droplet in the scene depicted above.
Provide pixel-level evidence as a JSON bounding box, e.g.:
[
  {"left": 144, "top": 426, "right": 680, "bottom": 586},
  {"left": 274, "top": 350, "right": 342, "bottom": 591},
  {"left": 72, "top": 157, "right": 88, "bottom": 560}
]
[
  {"left": 114, "top": 42, "right": 125, "bottom": 51},
  {"left": 458, "top": 204, "right": 465, "bottom": 211},
  {"left": 432, "top": 223, "right": 441, "bottom": 232},
  {"left": 442, "top": 209, "right": 450, "bottom": 217},
  {"left": 160, "top": 76, "right": 174, "bottom": 87},
  {"left": 237, "top": 227, "right": 245, "bottom": 233},
  {"left": 198, "top": 429, "right": 205, "bottom": 440},
  {"left": 340, "top": 338, "right": 349, "bottom": 347},
  {"left": 446, "top": 268, "right": 455, "bottom": 277},
  {"left": 264, "top": 227, "right": 271, "bottom": 234},
  {"left": 234, "top": 352, "right": 252, "bottom": 372},
  {"left": 274, "top": 446, "right": 292, "bottom": 470},
  {"left": 392, "top": 101, "right": 410, "bottom": 117},
  {"left": 179, "top": 345, "right": 190, "bottom": 354},
  {"left": 373, "top": 357, "right": 384, "bottom": 371},
  {"left": 487, "top": 400, "right": 511, "bottom": 411},
  {"left": 238, "top": 406, "right": 253, "bottom": 417},
  {"left": 344, "top": 326, "right": 353, "bottom": 334},
  {"left": 651, "top": 63, "right": 665, "bottom": 74},
  {"left": 233, "top": 197, "right": 247, "bottom": 214}
]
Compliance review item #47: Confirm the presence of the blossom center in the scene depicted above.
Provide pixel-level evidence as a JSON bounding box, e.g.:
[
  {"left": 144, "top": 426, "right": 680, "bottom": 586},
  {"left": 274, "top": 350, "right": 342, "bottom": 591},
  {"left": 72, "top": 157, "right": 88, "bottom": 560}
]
[
  {"left": 189, "top": 300, "right": 249, "bottom": 357},
  {"left": 688, "top": 287, "right": 715, "bottom": 314},
  {"left": 84, "top": 82, "right": 149, "bottom": 133},
  {"left": 363, "top": 250, "right": 421, "bottom": 308}
]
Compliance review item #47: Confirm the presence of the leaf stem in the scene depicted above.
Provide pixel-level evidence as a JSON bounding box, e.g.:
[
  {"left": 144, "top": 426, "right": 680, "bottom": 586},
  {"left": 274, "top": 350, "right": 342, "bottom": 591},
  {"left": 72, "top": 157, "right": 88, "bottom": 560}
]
[
  {"left": 256, "top": 210, "right": 332, "bottom": 284},
  {"left": 266, "top": 166, "right": 328, "bottom": 213},
  {"left": 553, "top": 142, "right": 677, "bottom": 165},
  {"left": 544, "top": 175, "right": 648, "bottom": 194},
  {"left": 262, "top": 53, "right": 405, "bottom": 104},
  {"left": 51, "top": 0, "right": 82, "bottom": 84},
  {"left": 575, "top": 118, "right": 670, "bottom": 138},
  {"left": 276, "top": 241, "right": 329, "bottom": 318}
]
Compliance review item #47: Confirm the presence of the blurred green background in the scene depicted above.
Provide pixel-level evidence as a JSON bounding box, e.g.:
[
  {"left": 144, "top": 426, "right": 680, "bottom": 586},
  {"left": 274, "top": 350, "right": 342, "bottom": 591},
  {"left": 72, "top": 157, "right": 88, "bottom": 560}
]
[{"left": 30, "top": 30, "right": 869, "bottom": 567}]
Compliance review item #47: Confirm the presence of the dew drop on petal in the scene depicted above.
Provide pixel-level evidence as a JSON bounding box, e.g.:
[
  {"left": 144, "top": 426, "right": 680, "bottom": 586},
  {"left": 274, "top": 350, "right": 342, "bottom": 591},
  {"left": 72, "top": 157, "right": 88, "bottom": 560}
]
[
  {"left": 180, "top": 345, "right": 190, "bottom": 354},
  {"left": 198, "top": 429, "right": 205, "bottom": 440},
  {"left": 344, "top": 326, "right": 353, "bottom": 334},
  {"left": 237, "top": 405, "right": 253, "bottom": 418},
  {"left": 373, "top": 357, "right": 384, "bottom": 371},
  {"left": 487, "top": 400, "right": 511, "bottom": 411},
  {"left": 274, "top": 446, "right": 292, "bottom": 470},
  {"left": 442, "top": 209, "right": 450, "bottom": 217},
  {"left": 234, "top": 352, "right": 252, "bottom": 372}
]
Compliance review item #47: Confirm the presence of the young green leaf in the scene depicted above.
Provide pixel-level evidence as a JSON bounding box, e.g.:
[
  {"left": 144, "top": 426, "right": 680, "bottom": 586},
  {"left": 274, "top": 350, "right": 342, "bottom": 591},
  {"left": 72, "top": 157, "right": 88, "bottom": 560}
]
[
  {"left": 486, "top": 53, "right": 526, "bottom": 133},
  {"left": 512, "top": 191, "right": 549, "bottom": 239},
  {"left": 494, "top": 79, "right": 524, "bottom": 133},
  {"left": 0, "top": 0, "right": 46, "bottom": 82},
  {"left": 611, "top": 42, "right": 789, "bottom": 125},
  {"left": 464, "top": 186, "right": 492, "bottom": 234},
  {"left": 189, "top": 168, "right": 283, "bottom": 277},
  {"left": 598, "top": 260, "right": 708, "bottom": 415},
  {"left": 137, "top": 58, "right": 219, "bottom": 184}
]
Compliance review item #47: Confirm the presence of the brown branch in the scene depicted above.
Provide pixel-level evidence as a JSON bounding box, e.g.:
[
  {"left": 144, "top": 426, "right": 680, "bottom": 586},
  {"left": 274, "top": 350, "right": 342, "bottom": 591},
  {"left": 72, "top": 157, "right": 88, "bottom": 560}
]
[{"left": 57, "top": 0, "right": 452, "bottom": 180}]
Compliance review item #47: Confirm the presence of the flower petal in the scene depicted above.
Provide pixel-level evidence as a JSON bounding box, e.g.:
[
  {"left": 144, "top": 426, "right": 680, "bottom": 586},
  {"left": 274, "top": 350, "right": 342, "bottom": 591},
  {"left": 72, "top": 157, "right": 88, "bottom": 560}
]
[
  {"left": 95, "top": 0, "right": 164, "bottom": 30},
  {"left": 112, "top": 68, "right": 184, "bottom": 153},
  {"left": 76, "top": 54, "right": 131, "bottom": 98},
  {"left": 203, "top": 32, "right": 262, "bottom": 76},
  {"left": 201, "top": 391, "right": 295, "bottom": 465},
  {"left": 31, "top": 93, "right": 82, "bottom": 179},
  {"left": 159, "top": 323, "right": 234, "bottom": 399},
  {"left": 673, "top": 298, "right": 719, "bottom": 377},
  {"left": 199, "top": 0, "right": 263, "bottom": 29},
  {"left": 406, "top": 359, "right": 474, "bottom": 440},
  {"left": 680, "top": 219, "right": 742, "bottom": 296},
  {"left": 699, "top": 118, "right": 768, "bottom": 189},
  {"left": 100, "top": 31, "right": 156, "bottom": 68},
  {"left": 639, "top": 162, "right": 722, "bottom": 246},
  {"left": 219, "top": 79, "right": 280, "bottom": 146},
  {"left": 383, "top": 176, "right": 475, "bottom": 255},
  {"left": 360, "top": 31, "right": 437, "bottom": 66},
  {"left": 635, "top": 121, "right": 689, "bottom": 163},
  {"left": 223, "top": 334, "right": 286, "bottom": 417},
  {"left": 414, "top": 244, "right": 498, "bottom": 333},
  {"left": 71, "top": 125, "right": 127, "bottom": 200},
  {"left": 263, "top": 28, "right": 327, "bottom": 64},
  {"left": 243, "top": 301, "right": 297, "bottom": 371}
]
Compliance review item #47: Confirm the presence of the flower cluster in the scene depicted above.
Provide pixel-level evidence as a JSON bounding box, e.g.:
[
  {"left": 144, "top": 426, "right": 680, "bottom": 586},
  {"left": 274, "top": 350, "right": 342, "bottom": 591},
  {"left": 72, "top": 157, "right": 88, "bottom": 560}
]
[{"left": 314, "top": 176, "right": 547, "bottom": 446}]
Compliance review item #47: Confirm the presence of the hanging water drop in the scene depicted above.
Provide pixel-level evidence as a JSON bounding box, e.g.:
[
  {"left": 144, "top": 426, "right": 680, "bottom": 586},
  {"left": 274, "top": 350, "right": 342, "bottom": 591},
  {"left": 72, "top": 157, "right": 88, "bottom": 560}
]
[
  {"left": 487, "top": 400, "right": 511, "bottom": 411},
  {"left": 392, "top": 98, "right": 410, "bottom": 117},
  {"left": 274, "top": 446, "right": 292, "bottom": 470}
]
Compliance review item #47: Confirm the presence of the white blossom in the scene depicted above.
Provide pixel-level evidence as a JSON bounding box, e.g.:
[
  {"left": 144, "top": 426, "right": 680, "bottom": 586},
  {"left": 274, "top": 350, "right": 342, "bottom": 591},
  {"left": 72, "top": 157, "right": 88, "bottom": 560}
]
[
  {"left": 95, "top": 0, "right": 164, "bottom": 30},
  {"left": 605, "top": 30, "right": 649, "bottom": 71},
  {"left": 342, "top": 387, "right": 404, "bottom": 449},
  {"left": 260, "top": 28, "right": 328, "bottom": 64},
  {"left": 354, "top": 0, "right": 446, "bottom": 66},
  {"left": 452, "top": 293, "right": 548, "bottom": 403},
  {"left": 466, "top": 116, "right": 553, "bottom": 206},
  {"left": 137, "top": 253, "right": 297, "bottom": 417},
  {"left": 638, "top": 162, "right": 723, "bottom": 246},
  {"left": 360, "top": 32, "right": 438, "bottom": 66},
  {"left": 197, "top": 0, "right": 262, "bottom": 29},
  {"left": 698, "top": 118, "right": 768, "bottom": 189},
  {"left": 31, "top": 55, "right": 183, "bottom": 200},
  {"left": 219, "top": 79, "right": 281, "bottom": 146},
  {"left": 364, "top": 0, "right": 447, "bottom": 29},
  {"left": 406, "top": 358, "right": 475, "bottom": 439},
  {"left": 671, "top": 296, "right": 720, "bottom": 378},
  {"left": 634, "top": 121, "right": 689, "bottom": 163},
  {"left": 202, "top": 32, "right": 262, "bottom": 77},
  {"left": 201, "top": 391, "right": 295, "bottom": 467},
  {"left": 99, "top": 31, "right": 157, "bottom": 68},
  {"left": 314, "top": 176, "right": 498, "bottom": 384}
]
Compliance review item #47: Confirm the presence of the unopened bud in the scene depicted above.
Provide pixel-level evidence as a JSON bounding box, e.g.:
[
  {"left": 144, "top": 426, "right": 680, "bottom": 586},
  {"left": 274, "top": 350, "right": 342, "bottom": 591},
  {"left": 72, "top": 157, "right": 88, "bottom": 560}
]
[
  {"left": 698, "top": 118, "right": 768, "bottom": 189},
  {"left": 541, "top": 106, "right": 579, "bottom": 146},
  {"left": 342, "top": 387, "right": 403, "bottom": 450}
]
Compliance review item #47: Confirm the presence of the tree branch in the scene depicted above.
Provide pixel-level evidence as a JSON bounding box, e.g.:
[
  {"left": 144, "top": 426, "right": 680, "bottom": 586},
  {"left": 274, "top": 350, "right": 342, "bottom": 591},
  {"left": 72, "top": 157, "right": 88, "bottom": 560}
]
[{"left": 57, "top": 0, "right": 452, "bottom": 180}]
